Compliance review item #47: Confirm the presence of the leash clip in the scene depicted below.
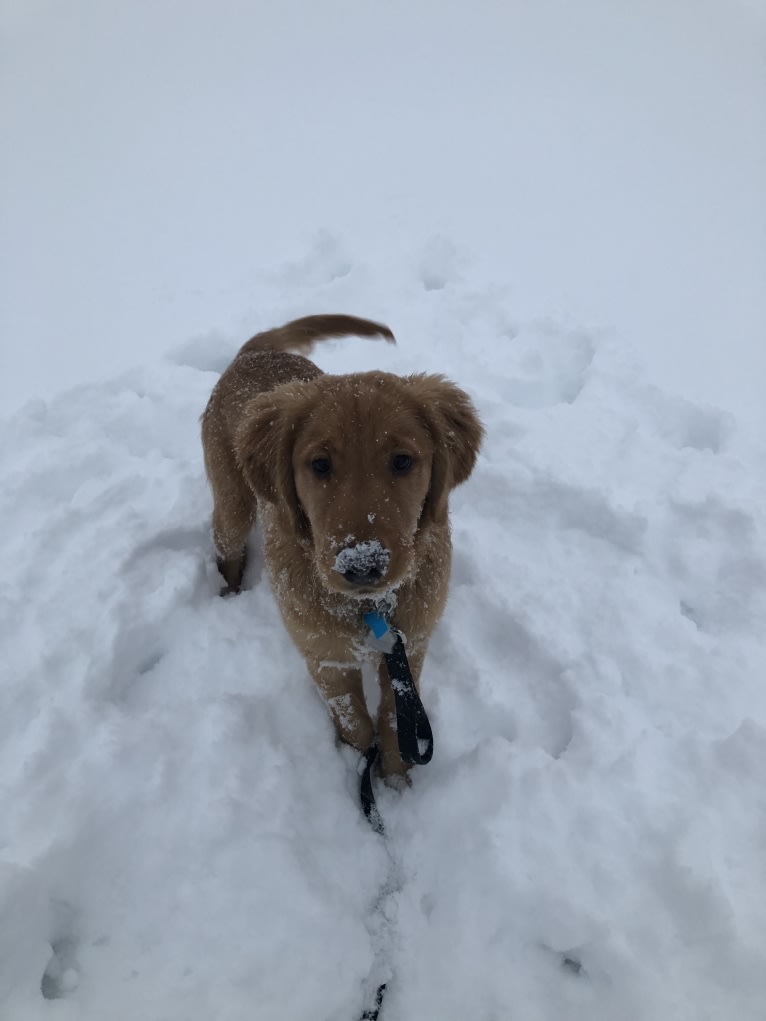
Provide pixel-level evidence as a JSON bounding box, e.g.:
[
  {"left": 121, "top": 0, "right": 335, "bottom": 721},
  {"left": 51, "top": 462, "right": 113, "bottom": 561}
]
[{"left": 363, "top": 610, "right": 397, "bottom": 655}]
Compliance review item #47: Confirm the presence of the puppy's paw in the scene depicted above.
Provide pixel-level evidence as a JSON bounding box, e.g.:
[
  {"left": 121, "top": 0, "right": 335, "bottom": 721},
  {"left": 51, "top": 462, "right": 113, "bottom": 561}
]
[
  {"left": 382, "top": 771, "right": 412, "bottom": 792},
  {"left": 216, "top": 551, "right": 246, "bottom": 593},
  {"left": 378, "top": 750, "right": 412, "bottom": 788}
]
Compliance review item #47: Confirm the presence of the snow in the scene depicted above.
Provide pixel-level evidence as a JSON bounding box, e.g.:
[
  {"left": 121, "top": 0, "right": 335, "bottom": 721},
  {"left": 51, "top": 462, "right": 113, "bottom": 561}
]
[
  {"left": 333, "top": 542, "right": 391, "bottom": 581},
  {"left": 2, "top": 2, "right": 766, "bottom": 1019}
]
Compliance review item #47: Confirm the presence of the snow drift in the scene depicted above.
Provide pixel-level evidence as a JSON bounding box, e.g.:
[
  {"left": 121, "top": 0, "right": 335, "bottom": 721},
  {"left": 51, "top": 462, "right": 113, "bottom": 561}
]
[{"left": 2, "top": 251, "right": 765, "bottom": 1019}]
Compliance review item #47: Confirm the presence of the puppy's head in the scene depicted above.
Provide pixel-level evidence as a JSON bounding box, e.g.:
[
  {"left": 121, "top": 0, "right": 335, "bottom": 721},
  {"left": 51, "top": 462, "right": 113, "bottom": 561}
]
[{"left": 235, "top": 371, "right": 483, "bottom": 595}]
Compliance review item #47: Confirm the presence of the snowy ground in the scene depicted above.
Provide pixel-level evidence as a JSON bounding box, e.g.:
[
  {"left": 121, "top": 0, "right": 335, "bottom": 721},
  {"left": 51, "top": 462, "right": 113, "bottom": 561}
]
[
  {"left": 3, "top": 251, "right": 766, "bottom": 1020},
  {"left": 2, "top": 2, "right": 766, "bottom": 1020}
]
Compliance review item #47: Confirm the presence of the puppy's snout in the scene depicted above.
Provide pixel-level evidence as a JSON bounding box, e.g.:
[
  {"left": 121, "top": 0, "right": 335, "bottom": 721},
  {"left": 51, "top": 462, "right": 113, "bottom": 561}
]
[{"left": 333, "top": 541, "right": 391, "bottom": 587}]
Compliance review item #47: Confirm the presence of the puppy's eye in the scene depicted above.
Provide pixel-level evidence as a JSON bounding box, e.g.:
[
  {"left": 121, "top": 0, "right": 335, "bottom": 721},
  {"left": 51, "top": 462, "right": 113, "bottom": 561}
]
[
  {"left": 311, "top": 457, "right": 332, "bottom": 478},
  {"left": 391, "top": 453, "right": 413, "bottom": 475}
]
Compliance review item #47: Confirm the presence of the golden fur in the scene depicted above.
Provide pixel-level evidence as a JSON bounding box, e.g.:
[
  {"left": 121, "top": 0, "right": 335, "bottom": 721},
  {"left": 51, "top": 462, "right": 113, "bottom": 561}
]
[{"left": 202, "top": 314, "right": 483, "bottom": 778}]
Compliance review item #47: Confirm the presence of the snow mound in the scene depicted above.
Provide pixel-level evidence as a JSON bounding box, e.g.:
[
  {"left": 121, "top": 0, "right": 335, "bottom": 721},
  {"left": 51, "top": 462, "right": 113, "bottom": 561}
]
[{"left": 2, "top": 278, "right": 766, "bottom": 1020}]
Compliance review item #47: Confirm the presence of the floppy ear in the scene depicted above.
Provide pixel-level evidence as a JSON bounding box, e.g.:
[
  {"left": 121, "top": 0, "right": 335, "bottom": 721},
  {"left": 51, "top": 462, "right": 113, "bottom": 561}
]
[
  {"left": 234, "top": 388, "right": 309, "bottom": 533},
  {"left": 405, "top": 374, "right": 484, "bottom": 524}
]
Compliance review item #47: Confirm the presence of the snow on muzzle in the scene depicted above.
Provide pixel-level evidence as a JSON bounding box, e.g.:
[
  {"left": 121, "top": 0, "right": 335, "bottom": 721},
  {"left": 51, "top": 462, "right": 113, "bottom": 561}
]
[{"left": 332, "top": 540, "right": 391, "bottom": 587}]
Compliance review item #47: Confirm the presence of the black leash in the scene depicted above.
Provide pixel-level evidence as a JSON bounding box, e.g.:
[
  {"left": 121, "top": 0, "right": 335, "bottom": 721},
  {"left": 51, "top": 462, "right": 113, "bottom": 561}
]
[
  {"left": 357, "top": 608, "right": 435, "bottom": 1016},
  {"left": 357, "top": 612, "right": 433, "bottom": 1020},
  {"left": 383, "top": 631, "right": 433, "bottom": 767},
  {"left": 360, "top": 745, "right": 384, "bottom": 835},
  {"left": 360, "top": 611, "right": 433, "bottom": 825},
  {"left": 360, "top": 983, "right": 387, "bottom": 1020}
]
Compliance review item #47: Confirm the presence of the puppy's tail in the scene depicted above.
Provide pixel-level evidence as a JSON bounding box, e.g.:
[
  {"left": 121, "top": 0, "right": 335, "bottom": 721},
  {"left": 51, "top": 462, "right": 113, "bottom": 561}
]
[{"left": 240, "top": 314, "right": 395, "bottom": 357}]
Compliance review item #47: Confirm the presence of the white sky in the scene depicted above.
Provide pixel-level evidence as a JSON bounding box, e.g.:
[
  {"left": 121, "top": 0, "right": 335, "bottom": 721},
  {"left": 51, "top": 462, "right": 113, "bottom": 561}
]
[{"left": 2, "top": 0, "right": 764, "bottom": 424}]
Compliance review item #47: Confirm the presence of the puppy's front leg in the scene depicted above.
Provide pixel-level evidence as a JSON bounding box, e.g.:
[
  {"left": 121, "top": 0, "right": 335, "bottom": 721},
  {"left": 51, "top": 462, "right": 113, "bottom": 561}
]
[{"left": 308, "top": 661, "right": 375, "bottom": 754}]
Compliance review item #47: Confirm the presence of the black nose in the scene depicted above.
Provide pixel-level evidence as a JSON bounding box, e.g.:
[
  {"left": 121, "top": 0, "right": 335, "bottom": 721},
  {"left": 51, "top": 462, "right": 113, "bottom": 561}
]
[{"left": 333, "top": 541, "right": 391, "bottom": 586}]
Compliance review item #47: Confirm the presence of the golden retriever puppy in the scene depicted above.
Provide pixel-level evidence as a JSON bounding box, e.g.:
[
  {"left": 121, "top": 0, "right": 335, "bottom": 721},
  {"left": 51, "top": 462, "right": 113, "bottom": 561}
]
[{"left": 202, "top": 314, "right": 483, "bottom": 778}]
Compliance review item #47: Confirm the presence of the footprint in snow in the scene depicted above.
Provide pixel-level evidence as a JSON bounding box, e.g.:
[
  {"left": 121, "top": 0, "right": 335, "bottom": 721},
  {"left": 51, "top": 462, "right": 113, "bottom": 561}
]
[
  {"left": 104, "top": 527, "right": 211, "bottom": 706},
  {"left": 275, "top": 229, "right": 353, "bottom": 288},
  {"left": 530, "top": 474, "right": 647, "bottom": 556},
  {"left": 166, "top": 331, "right": 237, "bottom": 374},
  {"left": 645, "top": 387, "right": 733, "bottom": 454},
  {"left": 540, "top": 943, "right": 590, "bottom": 980},
  {"left": 40, "top": 902, "right": 81, "bottom": 1001},
  {"left": 418, "top": 235, "right": 462, "bottom": 291},
  {"left": 500, "top": 323, "right": 596, "bottom": 409},
  {"left": 442, "top": 590, "right": 576, "bottom": 760},
  {"left": 667, "top": 497, "right": 766, "bottom": 634}
]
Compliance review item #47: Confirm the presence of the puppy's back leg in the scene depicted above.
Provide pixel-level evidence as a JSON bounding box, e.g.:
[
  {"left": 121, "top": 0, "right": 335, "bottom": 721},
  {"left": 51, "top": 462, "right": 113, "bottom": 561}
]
[
  {"left": 214, "top": 495, "right": 254, "bottom": 592},
  {"left": 203, "top": 431, "right": 256, "bottom": 594}
]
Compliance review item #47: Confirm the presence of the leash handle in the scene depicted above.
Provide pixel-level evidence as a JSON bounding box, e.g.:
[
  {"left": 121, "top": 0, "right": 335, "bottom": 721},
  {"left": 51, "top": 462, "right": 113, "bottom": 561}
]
[
  {"left": 360, "top": 611, "right": 433, "bottom": 837},
  {"left": 363, "top": 610, "right": 434, "bottom": 767},
  {"left": 384, "top": 633, "right": 433, "bottom": 765}
]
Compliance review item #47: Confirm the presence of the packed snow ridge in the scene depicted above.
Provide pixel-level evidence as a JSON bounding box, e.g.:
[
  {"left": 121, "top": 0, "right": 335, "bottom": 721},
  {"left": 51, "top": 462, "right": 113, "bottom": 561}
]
[{"left": 2, "top": 257, "right": 766, "bottom": 1021}]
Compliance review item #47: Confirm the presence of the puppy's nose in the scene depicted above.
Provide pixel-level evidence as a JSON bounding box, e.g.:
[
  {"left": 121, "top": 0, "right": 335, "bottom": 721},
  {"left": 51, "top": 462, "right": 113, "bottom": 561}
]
[{"left": 333, "top": 541, "right": 391, "bottom": 587}]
